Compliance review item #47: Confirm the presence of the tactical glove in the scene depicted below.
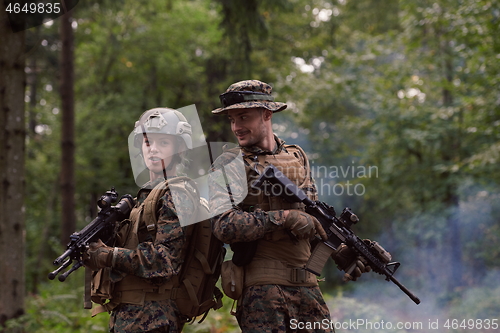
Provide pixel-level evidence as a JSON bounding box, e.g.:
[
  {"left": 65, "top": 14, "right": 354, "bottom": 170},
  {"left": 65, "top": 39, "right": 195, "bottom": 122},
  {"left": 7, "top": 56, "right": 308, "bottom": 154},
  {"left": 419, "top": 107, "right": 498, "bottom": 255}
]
[
  {"left": 332, "top": 243, "right": 371, "bottom": 282},
  {"left": 83, "top": 239, "right": 113, "bottom": 271},
  {"left": 284, "top": 210, "right": 328, "bottom": 240}
]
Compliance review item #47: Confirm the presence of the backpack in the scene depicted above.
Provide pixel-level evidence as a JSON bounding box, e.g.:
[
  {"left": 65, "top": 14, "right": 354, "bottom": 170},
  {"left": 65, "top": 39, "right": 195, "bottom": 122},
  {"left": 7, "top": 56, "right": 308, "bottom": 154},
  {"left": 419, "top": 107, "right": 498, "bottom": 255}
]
[{"left": 143, "top": 177, "right": 226, "bottom": 323}]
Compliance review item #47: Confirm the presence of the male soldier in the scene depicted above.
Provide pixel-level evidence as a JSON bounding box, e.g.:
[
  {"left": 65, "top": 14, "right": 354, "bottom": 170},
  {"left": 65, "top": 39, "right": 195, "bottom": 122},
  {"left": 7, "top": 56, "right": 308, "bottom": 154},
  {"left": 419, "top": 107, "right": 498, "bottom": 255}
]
[{"left": 209, "top": 80, "right": 367, "bottom": 333}]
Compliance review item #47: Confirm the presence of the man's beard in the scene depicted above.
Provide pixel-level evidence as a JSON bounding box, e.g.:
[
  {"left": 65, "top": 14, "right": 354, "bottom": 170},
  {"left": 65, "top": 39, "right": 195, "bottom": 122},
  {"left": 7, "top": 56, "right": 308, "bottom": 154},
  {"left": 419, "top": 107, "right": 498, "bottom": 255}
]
[{"left": 238, "top": 122, "right": 268, "bottom": 148}]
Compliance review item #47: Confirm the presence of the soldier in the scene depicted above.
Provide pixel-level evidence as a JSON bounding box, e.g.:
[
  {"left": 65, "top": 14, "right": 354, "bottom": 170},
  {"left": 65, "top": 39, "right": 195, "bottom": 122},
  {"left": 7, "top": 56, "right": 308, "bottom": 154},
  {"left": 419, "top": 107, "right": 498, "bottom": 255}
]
[
  {"left": 209, "top": 80, "right": 368, "bottom": 333},
  {"left": 84, "top": 108, "right": 197, "bottom": 333}
]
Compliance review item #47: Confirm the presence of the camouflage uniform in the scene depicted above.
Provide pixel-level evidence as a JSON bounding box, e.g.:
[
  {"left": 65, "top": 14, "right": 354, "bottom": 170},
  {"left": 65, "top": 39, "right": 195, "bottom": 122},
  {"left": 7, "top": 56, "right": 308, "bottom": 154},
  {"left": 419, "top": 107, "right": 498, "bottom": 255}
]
[
  {"left": 210, "top": 79, "right": 333, "bottom": 332},
  {"left": 86, "top": 107, "right": 202, "bottom": 333},
  {"left": 238, "top": 285, "right": 331, "bottom": 332},
  {"left": 210, "top": 136, "right": 333, "bottom": 333},
  {"left": 106, "top": 179, "right": 194, "bottom": 333}
]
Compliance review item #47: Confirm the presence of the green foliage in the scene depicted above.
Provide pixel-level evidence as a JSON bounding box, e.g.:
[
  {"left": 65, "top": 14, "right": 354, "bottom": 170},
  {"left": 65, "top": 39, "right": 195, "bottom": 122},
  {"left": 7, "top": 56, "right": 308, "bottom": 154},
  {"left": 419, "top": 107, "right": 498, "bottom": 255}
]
[
  {"left": 4, "top": 269, "right": 239, "bottom": 333},
  {"left": 272, "top": 0, "right": 500, "bottom": 292},
  {"left": 24, "top": 0, "right": 232, "bottom": 291},
  {"left": 74, "top": 0, "right": 226, "bottom": 196},
  {"left": 18, "top": 0, "right": 500, "bottom": 327},
  {"left": 8, "top": 276, "right": 500, "bottom": 332},
  {"left": 447, "top": 271, "right": 500, "bottom": 325},
  {"left": 4, "top": 270, "right": 108, "bottom": 332}
]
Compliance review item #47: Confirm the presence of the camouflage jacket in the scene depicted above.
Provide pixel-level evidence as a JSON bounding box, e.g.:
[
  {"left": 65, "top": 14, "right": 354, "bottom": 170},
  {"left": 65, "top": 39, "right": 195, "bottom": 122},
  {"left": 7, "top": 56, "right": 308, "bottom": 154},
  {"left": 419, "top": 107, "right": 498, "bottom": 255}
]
[
  {"left": 209, "top": 136, "right": 318, "bottom": 269},
  {"left": 111, "top": 181, "right": 193, "bottom": 282},
  {"left": 208, "top": 136, "right": 293, "bottom": 243},
  {"left": 107, "top": 180, "right": 194, "bottom": 332}
]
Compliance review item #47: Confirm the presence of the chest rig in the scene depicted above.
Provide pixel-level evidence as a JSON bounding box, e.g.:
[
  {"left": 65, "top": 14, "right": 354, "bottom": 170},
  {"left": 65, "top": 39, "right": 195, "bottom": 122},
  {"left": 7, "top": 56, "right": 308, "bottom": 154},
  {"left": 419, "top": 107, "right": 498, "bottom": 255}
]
[
  {"left": 233, "top": 144, "right": 319, "bottom": 288},
  {"left": 239, "top": 144, "right": 317, "bottom": 212}
]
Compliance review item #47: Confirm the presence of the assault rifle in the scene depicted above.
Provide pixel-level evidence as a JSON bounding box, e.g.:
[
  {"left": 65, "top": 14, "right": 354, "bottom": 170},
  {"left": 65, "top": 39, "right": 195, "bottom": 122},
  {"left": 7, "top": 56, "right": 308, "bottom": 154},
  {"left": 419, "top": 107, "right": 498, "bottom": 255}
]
[
  {"left": 252, "top": 164, "right": 421, "bottom": 305},
  {"left": 48, "top": 188, "right": 135, "bottom": 282}
]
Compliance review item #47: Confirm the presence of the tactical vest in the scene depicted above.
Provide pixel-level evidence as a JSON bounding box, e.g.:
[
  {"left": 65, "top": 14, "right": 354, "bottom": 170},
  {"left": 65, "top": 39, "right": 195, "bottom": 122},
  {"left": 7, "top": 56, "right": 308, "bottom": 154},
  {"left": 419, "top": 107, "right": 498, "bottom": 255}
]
[
  {"left": 239, "top": 144, "right": 317, "bottom": 212},
  {"left": 238, "top": 144, "right": 319, "bottom": 287}
]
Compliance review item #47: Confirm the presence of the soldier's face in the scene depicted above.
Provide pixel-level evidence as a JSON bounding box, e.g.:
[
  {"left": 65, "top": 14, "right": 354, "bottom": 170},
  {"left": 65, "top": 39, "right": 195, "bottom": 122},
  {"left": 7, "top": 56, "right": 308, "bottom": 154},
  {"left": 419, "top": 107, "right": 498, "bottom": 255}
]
[
  {"left": 142, "top": 133, "right": 176, "bottom": 176},
  {"left": 227, "top": 108, "right": 269, "bottom": 148}
]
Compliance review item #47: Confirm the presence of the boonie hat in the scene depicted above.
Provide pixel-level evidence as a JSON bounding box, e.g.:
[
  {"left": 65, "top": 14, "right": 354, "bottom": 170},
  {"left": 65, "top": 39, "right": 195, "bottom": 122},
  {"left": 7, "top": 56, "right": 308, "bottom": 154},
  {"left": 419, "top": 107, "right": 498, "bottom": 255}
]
[{"left": 212, "top": 80, "right": 287, "bottom": 114}]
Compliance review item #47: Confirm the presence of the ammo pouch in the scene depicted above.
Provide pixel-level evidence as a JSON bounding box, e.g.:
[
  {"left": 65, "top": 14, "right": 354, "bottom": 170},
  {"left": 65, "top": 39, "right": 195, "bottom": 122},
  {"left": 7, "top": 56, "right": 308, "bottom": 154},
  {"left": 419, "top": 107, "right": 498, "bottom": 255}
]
[
  {"left": 91, "top": 267, "right": 114, "bottom": 302},
  {"left": 90, "top": 267, "right": 116, "bottom": 316},
  {"left": 114, "top": 218, "right": 133, "bottom": 249},
  {"left": 221, "top": 260, "right": 244, "bottom": 300},
  {"left": 231, "top": 241, "right": 258, "bottom": 267}
]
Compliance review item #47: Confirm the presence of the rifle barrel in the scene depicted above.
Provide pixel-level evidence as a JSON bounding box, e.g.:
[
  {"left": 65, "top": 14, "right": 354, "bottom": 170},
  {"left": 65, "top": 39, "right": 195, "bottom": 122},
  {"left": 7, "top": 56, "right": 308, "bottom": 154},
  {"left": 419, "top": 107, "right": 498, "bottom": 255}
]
[
  {"left": 388, "top": 274, "right": 421, "bottom": 304},
  {"left": 53, "top": 247, "right": 74, "bottom": 266}
]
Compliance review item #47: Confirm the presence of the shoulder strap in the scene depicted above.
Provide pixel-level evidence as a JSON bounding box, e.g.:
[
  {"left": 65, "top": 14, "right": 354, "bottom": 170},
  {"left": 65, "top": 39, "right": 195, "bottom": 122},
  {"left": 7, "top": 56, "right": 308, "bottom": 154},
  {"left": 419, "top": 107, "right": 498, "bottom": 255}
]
[
  {"left": 142, "top": 180, "right": 169, "bottom": 238},
  {"left": 142, "top": 176, "right": 201, "bottom": 240},
  {"left": 283, "top": 144, "right": 312, "bottom": 187}
]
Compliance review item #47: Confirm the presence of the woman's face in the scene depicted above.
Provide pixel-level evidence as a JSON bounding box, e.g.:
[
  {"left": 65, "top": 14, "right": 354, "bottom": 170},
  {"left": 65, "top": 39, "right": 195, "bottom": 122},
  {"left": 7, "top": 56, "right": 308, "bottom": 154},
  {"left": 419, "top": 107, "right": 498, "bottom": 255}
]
[{"left": 142, "top": 133, "right": 176, "bottom": 179}]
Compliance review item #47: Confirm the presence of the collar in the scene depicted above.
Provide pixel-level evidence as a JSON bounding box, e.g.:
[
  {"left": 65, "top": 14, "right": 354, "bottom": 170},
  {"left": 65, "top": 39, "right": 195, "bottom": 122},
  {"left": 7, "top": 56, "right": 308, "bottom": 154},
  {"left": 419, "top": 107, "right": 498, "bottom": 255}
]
[
  {"left": 141, "top": 175, "right": 178, "bottom": 190},
  {"left": 240, "top": 135, "right": 286, "bottom": 156}
]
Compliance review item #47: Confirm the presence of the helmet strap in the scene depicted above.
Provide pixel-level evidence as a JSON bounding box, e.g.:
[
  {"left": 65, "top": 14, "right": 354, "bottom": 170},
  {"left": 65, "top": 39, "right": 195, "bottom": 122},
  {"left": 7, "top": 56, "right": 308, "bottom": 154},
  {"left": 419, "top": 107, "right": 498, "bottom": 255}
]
[
  {"left": 160, "top": 155, "right": 181, "bottom": 179},
  {"left": 161, "top": 160, "right": 168, "bottom": 179}
]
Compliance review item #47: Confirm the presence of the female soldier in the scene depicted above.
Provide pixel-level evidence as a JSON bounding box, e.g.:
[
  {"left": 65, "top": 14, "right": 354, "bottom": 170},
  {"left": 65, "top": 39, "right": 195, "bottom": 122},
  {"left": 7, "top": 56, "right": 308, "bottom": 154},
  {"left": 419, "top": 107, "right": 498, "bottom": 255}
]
[{"left": 85, "top": 108, "right": 195, "bottom": 333}]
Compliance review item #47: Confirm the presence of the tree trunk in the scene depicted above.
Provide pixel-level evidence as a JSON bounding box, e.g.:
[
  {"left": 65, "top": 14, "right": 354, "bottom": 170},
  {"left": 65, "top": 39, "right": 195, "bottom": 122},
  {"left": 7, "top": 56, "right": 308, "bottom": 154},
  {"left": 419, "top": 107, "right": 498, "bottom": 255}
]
[
  {"left": 60, "top": 9, "right": 76, "bottom": 245},
  {"left": 0, "top": 4, "right": 26, "bottom": 328}
]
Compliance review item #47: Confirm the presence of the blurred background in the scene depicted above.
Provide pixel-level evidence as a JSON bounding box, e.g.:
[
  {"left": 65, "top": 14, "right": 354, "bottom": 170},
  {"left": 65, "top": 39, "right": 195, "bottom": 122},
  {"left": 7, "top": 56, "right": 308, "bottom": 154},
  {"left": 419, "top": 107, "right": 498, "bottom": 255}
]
[{"left": 1, "top": 0, "right": 499, "bottom": 332}]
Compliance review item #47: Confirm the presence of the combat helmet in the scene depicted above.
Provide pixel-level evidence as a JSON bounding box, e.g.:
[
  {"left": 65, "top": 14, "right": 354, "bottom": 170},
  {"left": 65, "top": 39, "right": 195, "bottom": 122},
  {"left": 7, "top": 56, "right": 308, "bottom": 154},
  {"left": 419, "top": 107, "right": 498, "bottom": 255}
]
[
  {"left": 129, "top": 107, "right": 193, "bottom": 185},
  {"left": 133, "top": 107, "right": 192, "bottom": 150}
]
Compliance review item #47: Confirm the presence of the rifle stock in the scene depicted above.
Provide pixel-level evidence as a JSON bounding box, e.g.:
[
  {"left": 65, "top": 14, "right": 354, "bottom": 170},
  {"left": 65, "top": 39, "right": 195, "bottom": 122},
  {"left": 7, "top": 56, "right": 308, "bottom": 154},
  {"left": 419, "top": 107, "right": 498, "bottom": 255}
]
[{"left": 252, "top": 164, "right": 420, "bottom": 305}]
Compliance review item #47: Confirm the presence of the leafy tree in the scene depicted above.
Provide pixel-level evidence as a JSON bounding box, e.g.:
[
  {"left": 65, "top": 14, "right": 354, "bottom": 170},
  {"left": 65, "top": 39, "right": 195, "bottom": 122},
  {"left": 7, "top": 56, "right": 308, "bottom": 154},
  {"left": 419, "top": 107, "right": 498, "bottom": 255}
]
[
  {"left": 25, "top": 0, "right": 239, "bottom": 291},
  {"left": 17, "top": 0, "right": 500, "bottom": 324},
  {"left": 23, "top": 13, "right": 65, "bottom": 294}
]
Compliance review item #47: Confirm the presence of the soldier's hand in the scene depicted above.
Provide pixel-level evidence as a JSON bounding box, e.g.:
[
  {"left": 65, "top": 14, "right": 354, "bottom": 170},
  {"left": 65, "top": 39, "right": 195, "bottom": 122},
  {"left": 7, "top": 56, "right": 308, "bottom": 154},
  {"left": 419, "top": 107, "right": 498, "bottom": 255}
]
[
  {"left": 284, "top": 210, "right": 328, "bottom": 240},
  {"left": 83, "top": 239, "right": 113, "bottom": 271},
  {"left": 332, "top": 243, "right": 371, "bottom": 282}
]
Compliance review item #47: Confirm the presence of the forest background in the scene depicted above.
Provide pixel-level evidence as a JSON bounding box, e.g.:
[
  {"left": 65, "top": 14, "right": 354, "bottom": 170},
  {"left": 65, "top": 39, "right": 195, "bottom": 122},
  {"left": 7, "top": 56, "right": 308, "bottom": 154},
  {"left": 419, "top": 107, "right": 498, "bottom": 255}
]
[{"left": 1, "top": 0, "right": 500, "bottom": 332}]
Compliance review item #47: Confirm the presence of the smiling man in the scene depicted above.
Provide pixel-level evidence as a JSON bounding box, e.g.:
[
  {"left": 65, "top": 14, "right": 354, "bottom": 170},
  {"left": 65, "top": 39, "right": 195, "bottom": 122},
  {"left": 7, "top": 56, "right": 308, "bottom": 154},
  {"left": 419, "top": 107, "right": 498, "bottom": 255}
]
[
  {"left": 228, "top": 108, "right": 273, "bottom": 149},
  {"left": 209, "top": 80, "right": 340, "bottom": 333}
]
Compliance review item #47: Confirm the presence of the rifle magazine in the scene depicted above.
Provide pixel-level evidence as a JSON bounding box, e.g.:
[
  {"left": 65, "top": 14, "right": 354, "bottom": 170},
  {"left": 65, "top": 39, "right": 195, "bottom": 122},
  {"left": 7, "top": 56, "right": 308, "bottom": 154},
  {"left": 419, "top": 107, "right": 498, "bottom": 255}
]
[{"left": 305, "top": 241, "right": 335, "bottom": 276}]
